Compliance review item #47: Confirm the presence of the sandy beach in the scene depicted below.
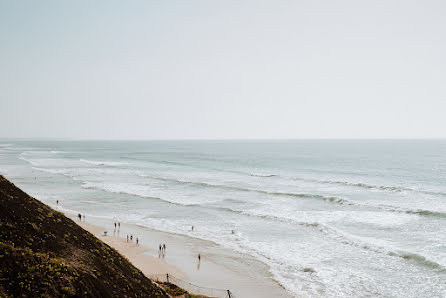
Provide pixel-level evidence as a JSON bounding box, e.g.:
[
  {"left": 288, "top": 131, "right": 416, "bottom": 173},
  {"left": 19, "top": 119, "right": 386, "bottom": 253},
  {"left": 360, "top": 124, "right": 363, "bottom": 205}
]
[
  {"left": 76, "top": 220, "right": 184, "bottom": 279},
  {"left": 68, "top": 213, "right": 290, "bottom": 298}
]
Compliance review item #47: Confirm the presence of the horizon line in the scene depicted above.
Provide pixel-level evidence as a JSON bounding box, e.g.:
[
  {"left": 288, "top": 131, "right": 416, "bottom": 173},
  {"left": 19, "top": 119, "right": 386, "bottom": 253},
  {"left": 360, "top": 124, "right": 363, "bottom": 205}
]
[{"left": 1, "top": 137, "right": 446, "bottom": 142}]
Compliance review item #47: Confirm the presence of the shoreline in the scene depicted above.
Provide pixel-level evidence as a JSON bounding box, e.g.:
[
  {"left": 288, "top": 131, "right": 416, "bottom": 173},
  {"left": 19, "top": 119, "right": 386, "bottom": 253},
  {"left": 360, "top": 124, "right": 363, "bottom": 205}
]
[
  {"left": 64, "top": 211, "right": 290, "bottom": 298},
  {"left": 74, "top": 219, "right": 184, "bottom": 279}
]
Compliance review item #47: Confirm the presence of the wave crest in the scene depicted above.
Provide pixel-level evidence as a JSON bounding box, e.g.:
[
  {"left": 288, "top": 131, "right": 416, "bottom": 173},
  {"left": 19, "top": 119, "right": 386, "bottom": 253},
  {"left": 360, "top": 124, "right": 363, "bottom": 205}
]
[
  {"left": 390, "top": 251, "right": 445, "bottom": 270},
  {"left": 138, "top": 174, "right": 356, "bottom": 205},
  {"left": 250, "top": 173, "right": 277, "bottom": 178},
  {"left": 80, "top": 159, "right": 128, "bottom": 166}
]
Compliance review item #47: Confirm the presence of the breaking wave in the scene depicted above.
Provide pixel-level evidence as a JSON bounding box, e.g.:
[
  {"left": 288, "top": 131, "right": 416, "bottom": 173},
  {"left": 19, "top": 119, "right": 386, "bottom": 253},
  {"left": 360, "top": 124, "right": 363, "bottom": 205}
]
[
  {"left": 81, "top": 181, "right": 205, "bottom": 207},
  {"left": 137, "top": 174, "right": 446, "bottom": 218},
  {"left": 19, "top": 157, "right": 39, "bottom": 166},
  {"left": 389, "top": 251, "right": 445, "bottom": 270},
  {"left": 138, "top": 174, "right": 357, "bottom": 206},
  {"left": 401, "top": 209, "right": 446, "bottom": 218},
  {"left": 223, "top": 208, "right": 446, "bottom": 271},
  {"left": 293, "top": 177, "right": 446, "bottom": 197},
  {"left": 80, "top": 159, "right": 128, "bottom": 166},
  {"left": 320, "top": 179, "right": 414, "bottom": 192},
  {"left": 250, "top": 173, "right": 277, "bottom": 178}
]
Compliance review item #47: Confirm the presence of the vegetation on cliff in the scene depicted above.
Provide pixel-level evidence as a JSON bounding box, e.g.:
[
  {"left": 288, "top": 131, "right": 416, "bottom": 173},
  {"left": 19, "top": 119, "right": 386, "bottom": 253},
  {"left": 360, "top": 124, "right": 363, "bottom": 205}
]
[{"left": 0, "top": 175, "right": 168, "bottom": 297}]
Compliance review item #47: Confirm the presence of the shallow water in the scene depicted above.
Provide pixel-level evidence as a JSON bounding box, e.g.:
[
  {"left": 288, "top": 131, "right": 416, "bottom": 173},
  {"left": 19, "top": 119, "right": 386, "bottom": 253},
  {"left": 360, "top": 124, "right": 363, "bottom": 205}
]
[{"left": 1, "top": 140, "right": 445, "bottom": 297}]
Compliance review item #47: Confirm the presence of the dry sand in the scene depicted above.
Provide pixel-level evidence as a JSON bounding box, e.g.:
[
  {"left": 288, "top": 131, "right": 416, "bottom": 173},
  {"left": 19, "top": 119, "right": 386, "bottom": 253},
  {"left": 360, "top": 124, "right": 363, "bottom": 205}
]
[
  {"left": 76, "top": 220, "right": 184, "bottom": 279},
  {"left": 67, "top": 213, "right": 290, "bottom": 298}
]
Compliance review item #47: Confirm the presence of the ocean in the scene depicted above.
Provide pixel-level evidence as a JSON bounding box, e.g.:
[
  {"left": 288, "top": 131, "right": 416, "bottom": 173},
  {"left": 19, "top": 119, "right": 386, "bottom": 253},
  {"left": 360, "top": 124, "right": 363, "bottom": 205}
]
[{"left": 0, "top": 140, "right": 445, "bottom": 297}]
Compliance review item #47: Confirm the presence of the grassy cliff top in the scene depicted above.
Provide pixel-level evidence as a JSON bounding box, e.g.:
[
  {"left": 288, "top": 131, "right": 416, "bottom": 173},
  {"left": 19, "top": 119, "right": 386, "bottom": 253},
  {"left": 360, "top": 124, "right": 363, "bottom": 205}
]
[{"left": 0, "top": 175, "right": 168, "bottom": 297}]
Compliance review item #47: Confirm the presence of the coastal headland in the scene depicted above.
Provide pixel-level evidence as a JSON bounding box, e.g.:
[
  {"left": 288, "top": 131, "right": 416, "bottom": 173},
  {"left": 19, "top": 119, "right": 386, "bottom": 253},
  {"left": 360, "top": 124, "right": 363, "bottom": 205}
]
[{"left": 0, "top": 175, "right": 177, "bottom": 297}]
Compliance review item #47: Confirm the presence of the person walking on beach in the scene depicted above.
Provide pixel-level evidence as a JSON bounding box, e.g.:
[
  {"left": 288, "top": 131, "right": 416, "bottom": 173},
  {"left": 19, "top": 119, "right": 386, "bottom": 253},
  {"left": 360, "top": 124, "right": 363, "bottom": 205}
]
[
  {"left": 56, "top": 200, "right": 59, "bottom": 205},
  {"left": 198, "top": 254, "right": 201, "bottom": 262},
  {"left": 130, "top": 235, "right": 133, "bottom": 242},
  {"left": 136, "top": 238, "right": 139, "bottom": 245},
  {"left": 127, "top": 235, "right": 129, "bottom": 242},
  {"left": 114, "top": 222, "right": 116, "bottom": 229},
  {"left": 83, "top": 214, "right": 85, "bottom": 221},
  {"left": 191, "top": 225, "right": 194, "bottom": 231},
  {"left": 78, "top": 213, "right": 82, "bottom": 221},
  {"left": 163, "top": 244, "right": 166, "bottom": 252},
  {"left": 118, "top": 222, "right": 120, "bottom": 229}
]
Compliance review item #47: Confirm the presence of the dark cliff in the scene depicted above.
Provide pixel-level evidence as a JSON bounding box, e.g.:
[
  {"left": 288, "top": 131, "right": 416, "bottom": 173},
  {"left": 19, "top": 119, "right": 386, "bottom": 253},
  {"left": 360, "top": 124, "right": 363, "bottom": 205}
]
[{"left": 0, "top": 175, "right": 167, "bottom": 297}]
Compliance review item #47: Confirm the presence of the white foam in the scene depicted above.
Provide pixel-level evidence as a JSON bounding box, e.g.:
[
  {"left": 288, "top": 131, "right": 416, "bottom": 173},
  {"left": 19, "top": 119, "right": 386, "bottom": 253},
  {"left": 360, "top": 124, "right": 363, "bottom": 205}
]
[
  {"left": 250, "top": 172, "right": 277, "bottom": 178},
  {"left": 32, "top": 167, "right": 71, "bottom": 175},
  {"left": 80, "top": 159, "right": 128, "bottom": 166},
  {"left": 19, "top": 156, "right": 39, "bottom": 166}
]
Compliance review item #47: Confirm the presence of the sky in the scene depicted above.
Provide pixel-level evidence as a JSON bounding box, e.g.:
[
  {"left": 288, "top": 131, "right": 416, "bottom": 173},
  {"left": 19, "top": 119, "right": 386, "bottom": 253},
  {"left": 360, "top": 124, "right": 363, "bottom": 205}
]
[{"left": 0, "top": 0, "right": 445, "bottom": 140}]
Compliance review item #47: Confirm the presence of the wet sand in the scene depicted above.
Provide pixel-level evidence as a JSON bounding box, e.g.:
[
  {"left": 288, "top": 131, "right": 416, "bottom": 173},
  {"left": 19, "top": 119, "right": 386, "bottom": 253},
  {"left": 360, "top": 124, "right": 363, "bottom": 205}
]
[
  {"left": 69, "top": 214, "right": 290, "bottom": 298},
  {"left": 76, "top": 220, "right": 183, "bottom": 278}
]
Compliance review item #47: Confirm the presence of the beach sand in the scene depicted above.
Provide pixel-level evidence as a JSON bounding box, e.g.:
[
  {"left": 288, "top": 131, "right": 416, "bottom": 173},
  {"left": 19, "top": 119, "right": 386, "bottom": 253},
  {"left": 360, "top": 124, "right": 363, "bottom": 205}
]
[
  {"left": 76, "top": 221, "right": 183, "bottom": 278},
  {"left": 68, "top": 214, "right": 290, "bottom": 298}
]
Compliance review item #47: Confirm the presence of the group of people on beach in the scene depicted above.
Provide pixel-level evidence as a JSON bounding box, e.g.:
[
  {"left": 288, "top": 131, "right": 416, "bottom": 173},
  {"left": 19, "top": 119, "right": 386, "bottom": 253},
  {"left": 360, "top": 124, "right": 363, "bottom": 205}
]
[
  {"left": 70, "top": 206, "right": 206, "bottom": 269},
  {"left": 126, "top": 233, "right": 139, "bottom": 245},
  {"left": 158, "top": 243, "right": 166, "bottom": 258},
  {"left": 96, "top": 221, "right": 140, "bottom": 246},
  {"left": 112, "top": 222, "right": 121, "bottom": 237},
  {"left": 57, "top": 200, "right": 87, "bottom": 222}
]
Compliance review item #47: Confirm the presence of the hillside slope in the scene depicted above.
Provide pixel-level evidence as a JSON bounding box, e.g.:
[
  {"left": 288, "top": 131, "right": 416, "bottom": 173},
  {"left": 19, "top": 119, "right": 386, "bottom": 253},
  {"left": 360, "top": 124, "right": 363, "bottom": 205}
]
[{"left": 0, "top": 175, "right": 168, "bottom": 297}]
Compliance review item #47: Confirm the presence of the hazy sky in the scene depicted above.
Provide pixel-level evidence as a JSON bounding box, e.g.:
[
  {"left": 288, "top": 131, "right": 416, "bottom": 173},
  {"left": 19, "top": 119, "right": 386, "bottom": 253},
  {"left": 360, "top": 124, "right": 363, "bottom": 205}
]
[{"left": 1, "top": 1, "right": 445, "bottom": 139}]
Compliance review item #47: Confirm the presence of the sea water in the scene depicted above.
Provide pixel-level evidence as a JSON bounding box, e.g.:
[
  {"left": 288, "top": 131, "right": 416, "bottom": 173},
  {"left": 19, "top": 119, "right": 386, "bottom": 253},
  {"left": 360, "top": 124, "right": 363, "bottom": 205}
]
[{"left": 0, "top": 140, "right": 445, "bottom": 297}]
